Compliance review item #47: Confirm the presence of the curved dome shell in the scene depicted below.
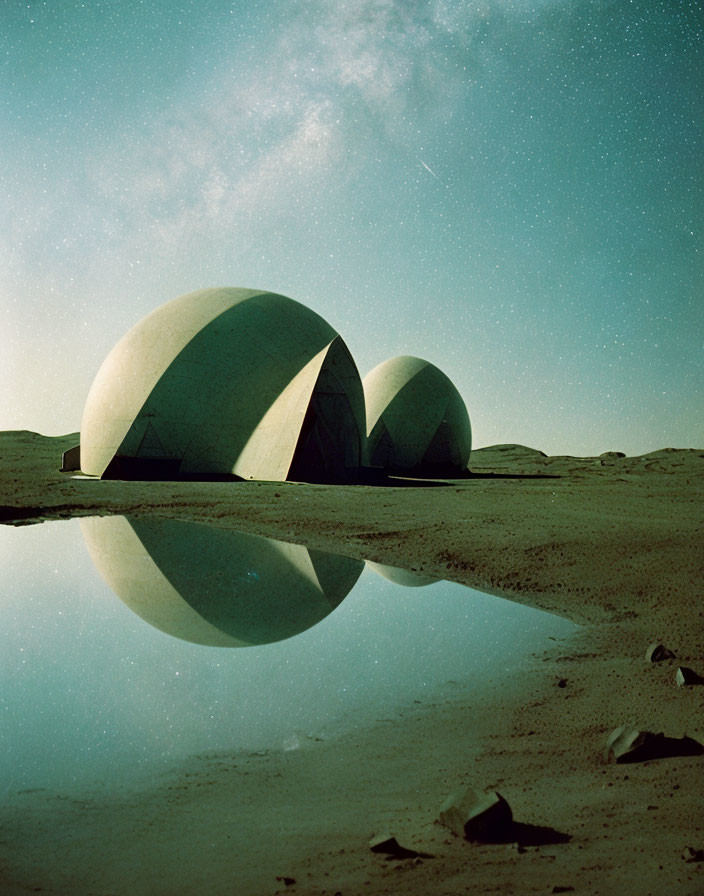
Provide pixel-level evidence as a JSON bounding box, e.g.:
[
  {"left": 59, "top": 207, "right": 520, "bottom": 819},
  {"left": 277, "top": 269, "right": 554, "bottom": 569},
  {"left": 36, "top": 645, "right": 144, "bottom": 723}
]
[
  {"left": 364, "top": 356, "right": 471, "bottom": 475},
  {"left": 366, "top": 561, "right": 440, "bottom": 588},
  {"left": 80, "top": 516, "right": 364, "bottom": 647},
  {"left": 81, "top": 288, "right": 365, "bottom": 481}
]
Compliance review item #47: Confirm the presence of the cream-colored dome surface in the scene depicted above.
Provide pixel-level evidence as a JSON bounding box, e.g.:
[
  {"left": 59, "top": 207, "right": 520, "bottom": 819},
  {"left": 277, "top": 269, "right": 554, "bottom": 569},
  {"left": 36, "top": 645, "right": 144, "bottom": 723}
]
[
  {"left": 363, "top": 355, "right": 471, "bottom": 474},
  {"left": 366, "top": 561, "right": 440, "bottom": 588},
  {"left": 80, "top": 516, "right": 364, "bottom": 647},
  {"left": 80, "top": 288, "right": 365, "bottom": 480}
]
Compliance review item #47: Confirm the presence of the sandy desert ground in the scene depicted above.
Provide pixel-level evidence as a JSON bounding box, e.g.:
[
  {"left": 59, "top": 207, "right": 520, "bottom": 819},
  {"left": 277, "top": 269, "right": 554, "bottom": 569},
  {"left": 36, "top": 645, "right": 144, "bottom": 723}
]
[{"left": 0, "top": 430, "right": 702, "bottom": 895}]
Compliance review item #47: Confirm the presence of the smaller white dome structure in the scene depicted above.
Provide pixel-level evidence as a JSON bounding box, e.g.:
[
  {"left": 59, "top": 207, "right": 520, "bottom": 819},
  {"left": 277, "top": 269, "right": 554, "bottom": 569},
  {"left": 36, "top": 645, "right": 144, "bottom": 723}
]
[{"left": 363, "top": 356, "right": 471, "bottom": 476}]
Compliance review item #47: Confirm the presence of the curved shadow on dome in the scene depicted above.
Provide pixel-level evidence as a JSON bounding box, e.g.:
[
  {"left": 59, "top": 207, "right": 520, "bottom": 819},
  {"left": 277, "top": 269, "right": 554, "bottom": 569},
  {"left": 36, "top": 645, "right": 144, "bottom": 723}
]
[{"left": 80, "top": 516, "right": 364, "bottom": 647}]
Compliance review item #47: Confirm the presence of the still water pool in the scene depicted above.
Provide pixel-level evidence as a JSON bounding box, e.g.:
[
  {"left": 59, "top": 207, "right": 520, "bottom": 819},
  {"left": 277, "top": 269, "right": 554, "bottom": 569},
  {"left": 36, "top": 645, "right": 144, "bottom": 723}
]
[{"left": 0, "top": 517, "right": 575, "bottom": 796}]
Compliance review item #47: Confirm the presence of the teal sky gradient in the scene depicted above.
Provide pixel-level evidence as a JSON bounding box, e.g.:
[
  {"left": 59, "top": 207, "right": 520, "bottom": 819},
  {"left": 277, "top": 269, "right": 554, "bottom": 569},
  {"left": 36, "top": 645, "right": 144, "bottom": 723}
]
[{"left": 2, "top": 0, "right": 702, "bottom": 455}]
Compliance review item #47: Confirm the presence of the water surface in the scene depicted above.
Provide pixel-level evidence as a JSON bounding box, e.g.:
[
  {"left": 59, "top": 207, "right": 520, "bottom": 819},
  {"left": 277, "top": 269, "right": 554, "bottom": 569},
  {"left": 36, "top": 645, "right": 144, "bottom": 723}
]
[{"left": 0, "top": 518, "right": 576, "bottom": 796}]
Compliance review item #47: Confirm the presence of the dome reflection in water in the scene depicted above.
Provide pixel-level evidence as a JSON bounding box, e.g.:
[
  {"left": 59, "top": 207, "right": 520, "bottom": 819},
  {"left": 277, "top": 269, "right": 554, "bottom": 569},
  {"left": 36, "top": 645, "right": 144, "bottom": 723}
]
[{"left": 80, "top": 517, "right": 364, "bottom": 647}]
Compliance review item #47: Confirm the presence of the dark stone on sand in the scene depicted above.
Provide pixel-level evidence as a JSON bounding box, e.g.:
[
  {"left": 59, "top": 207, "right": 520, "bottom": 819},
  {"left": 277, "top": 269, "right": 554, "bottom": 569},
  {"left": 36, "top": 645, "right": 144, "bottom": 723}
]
[
  {"left": 508, "top": 842, "right": 527, "bottom": 853},
  {"left": 605, "top": 726, "right": 704, "bottom": 763},
  {"left": 676, "top": 666, "right": 704, "bottom": 686},
  {"left": 682, "top": 846, "right": 704, "bottom": 863},
  {"left": 368, "top": 834, "right": 432, "bottom": 860},
  {"left": 275, "top": 876, "right": 296, "bottom": 886},
  {"left": 645, "top": 642, "right": 675, "bottom": 662},
  {"left": 437, "top": 786, "right": 513, "bottom": 841}
]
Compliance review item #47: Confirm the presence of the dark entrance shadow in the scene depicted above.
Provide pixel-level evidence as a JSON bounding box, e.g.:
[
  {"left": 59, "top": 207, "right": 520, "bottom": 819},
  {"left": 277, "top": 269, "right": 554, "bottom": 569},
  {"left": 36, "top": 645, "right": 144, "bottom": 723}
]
[{"left": 85, "top": 461, "right": 560, "bottom": 486}]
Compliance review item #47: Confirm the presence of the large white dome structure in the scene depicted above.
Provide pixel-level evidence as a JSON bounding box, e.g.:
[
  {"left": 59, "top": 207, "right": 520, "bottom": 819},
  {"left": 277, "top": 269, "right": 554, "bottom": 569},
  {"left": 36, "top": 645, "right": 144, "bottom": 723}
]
[
  {"left": 363, "top": 356, "right": 471, "bottom": 476},
  {"left": 80, "top": 516, "right": 364, "bottom": 647},
  {"left": 79, "top": 288, "right": 366, "bottom": 482}
]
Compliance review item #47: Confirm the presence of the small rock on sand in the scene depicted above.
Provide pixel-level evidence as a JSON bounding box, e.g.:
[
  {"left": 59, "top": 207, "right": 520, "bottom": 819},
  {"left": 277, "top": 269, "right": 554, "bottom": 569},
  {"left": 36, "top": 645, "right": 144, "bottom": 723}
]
[
  {"left": 606, "top": 726, "right": 644, "bottom": 762},
  {"left": 675, "top": 666, "right": 704, "bottom": 686},
  {"left": 437, "top": 785, "right": 513, "bottom": 841},
  {"left": 605, "top": 726, "right": 704, "bottom": 763},
  {"left": 645, "top": 642, "right": 675, "bottom": 662},
  {"left": 369, "top": 834, "right": 432, "bottom": 860},
  {"left": 682, "top": 846, "right": 704, "bottom": 863}
]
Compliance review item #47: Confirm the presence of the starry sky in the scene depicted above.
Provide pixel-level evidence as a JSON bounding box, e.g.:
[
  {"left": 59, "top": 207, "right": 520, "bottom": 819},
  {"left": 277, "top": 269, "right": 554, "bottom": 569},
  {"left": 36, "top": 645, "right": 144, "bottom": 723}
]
[{"left": 2, "top": 0, "right": 702, "bottom": 455}]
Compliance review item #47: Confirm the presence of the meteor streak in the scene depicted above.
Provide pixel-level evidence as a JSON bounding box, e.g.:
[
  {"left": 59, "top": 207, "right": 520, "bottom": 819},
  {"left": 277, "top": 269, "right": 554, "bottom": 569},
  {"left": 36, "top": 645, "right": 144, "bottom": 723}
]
[{"left": 419, "top": 158, "right": 447, "bottom": 187}]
